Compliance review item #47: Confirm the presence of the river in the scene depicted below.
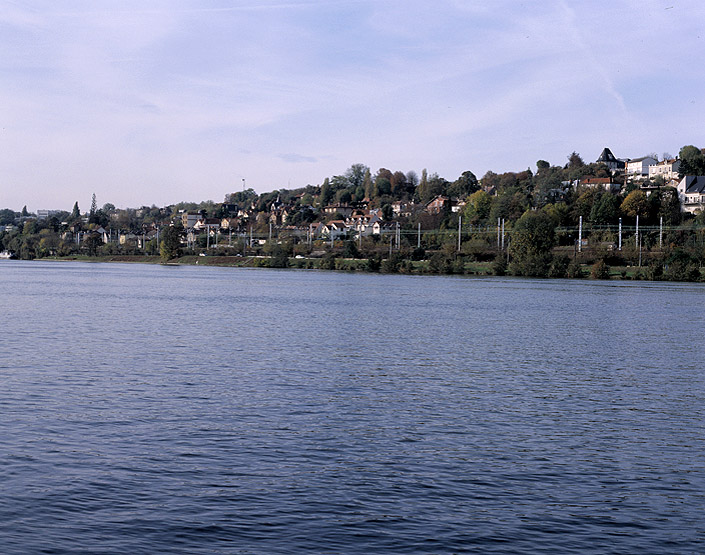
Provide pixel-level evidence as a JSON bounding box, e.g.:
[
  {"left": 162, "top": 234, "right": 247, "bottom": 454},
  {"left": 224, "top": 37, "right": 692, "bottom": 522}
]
[{"left": 1, "top": 260, "right": 704, "bottom": 553}]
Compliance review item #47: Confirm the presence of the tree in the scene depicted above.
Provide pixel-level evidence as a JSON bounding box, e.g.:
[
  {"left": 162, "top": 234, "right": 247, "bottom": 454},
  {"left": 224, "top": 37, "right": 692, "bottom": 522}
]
[
  {"left": 620, "top": 190, "right": 650, "bottom": 220},
  {"left": 462, "top": 190, "right": 492, "bottom": 224},
  {"left": 345, "top": 163, "right": 369, "bottom": 189},
  {"left": 21, "top": 205, "right": 29, "bottom": 218},
  {"left": 89, "top": 193, "right": 99, "bottom": 224},
  {"left": 84, "top": 233, "right": 103, "bottom": 256},
  {"left": 405, "top": 170, "right": 419, "bottom": 189},
  {"left": 658, "top": 187, "right": 681, "bottom": 225},
  {"left": 391, "top": 171, "right": 407, "bottom": 194},
  {"left": 363, "top": 168, "right": 374, "bottom": 199},
  {"left": 567, "top": 151, "right": 585, "bottom": 169},
  {"left": 448, "top": 170, "right": 479, "bottom": 198},
  {"left": 375, "top": 168, "right": 393, "bottom": 196},
  {"left": 508, "top": 210, "right": 556, "bottom": 277},
  {"left": 536, "top": 160, "right": 550, "bottom": 171},
  {"left": 160, "top": 226, "right": 182, "bottom": 261},
  {"left": 0, "top": 209, "right": 17, "bottom": 225},
  {"left": 589, "top": 192, "right": 620, "bottom": 225},
  {"left": 678, "top": 145, "right": 705, "bottom": 177},
  {"left": 70, "top": 202, "right": 81, "bottom": 221},
  {"left": 319, "top": 178, "right": 333, "bottom": 207},
  {"left": 416, "top": 169, "right": 429, "bottom": 202}
]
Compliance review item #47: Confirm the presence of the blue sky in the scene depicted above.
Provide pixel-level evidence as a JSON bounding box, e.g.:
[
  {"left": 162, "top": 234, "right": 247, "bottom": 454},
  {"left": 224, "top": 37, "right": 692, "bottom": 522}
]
[{"left": 2, "top": 0, "right": 704, "bottom": 211}]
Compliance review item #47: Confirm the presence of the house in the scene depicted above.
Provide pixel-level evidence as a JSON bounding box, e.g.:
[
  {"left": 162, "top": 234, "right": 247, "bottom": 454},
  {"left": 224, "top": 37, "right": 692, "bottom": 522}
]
[
  {"left": 181, "top": 212, "right": 201, "bottom": 229},
  {"left": 36, "top": 209, "right": 61, "bottom": 221},
  {"left": 345, "top": 211, "right": 382, "bottom": 236},
  {"left": 220, "top": 217, "right": 239, "bottom": 230},
  {"left": 375, "top": 221, "right": 400, "bottom": 236},
  {"left": 119, "top": 231, "right": 139, "bottom": 246},
  {"left": 193, "top": 218, "right": 221, "bottom": 233},
  {"left": 596, "top": 148, "right": 625, "bottom": 172},
  {"left": 323, "top": 204, "right": 354, "bottom": 218},
  {"left": 626, "top": 156, "right": 658, "bottom": 178},
  {"left": 426, "top": 196, "right": 449, "bottom": 214},
  {"left": 321, "top": 220, "right": 349, "bottom": 240},
  {"left": 677, "top": 176, "right": 705, "bottom": 214},
  {"left": 579, "top": 177, "right": 620, "bottom": 193},
  {"left": 391, "top": 201, "right": 415, "bottom": 218},
  {"left": 309, "top": 222, "right": 324, "bottom": 239},
  {"left": 649, "top": 158, "right": 681, "bottom": 181}
]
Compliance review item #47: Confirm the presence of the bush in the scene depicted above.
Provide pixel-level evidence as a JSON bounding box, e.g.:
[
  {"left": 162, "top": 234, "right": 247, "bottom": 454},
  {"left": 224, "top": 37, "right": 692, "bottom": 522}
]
[
  {"left": 319, "top": 254, "right": 336, "bottom": 270},
  {"left": 366, "top": 256, "right": 381, "bottom": 272},
  {"left": 270, "top": 247, "right": 289, "bottom": 268},
  {"left": 381, "top": 252, "right": 404, "bottom": 273},
  {"left": 566, "top": 260, "right": 584, "bottom": 278},
  {"left": 492, "top": 255, "right": 507, "bottom": 276},
  {"left": 509, "top": 253, "right": 553, "bottom": 277},
  {"left": 548, "top": 256, "right": 570, "bottom": 278},
  {"left": 590, "top": 259, "right": 610, "bottom": 280}
]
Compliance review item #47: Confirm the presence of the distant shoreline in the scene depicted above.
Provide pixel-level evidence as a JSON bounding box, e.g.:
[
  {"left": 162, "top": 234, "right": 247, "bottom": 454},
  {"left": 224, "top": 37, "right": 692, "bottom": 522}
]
[{"left": 15, "top": 254, "right": 701, "bottom": 283}]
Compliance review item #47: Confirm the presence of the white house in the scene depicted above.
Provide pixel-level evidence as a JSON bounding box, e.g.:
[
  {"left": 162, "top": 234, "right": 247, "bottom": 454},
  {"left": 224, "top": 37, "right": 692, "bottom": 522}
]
[
  {"left": 579, "top": 177, "right": 621, "bottom": 193},
  {"left": 649, "top": 158, "right": 681, "bottom": 181},
  {"left": 321, "top": 220, "right": 349, "bottom": 240},
  {"left": 677, "top": 176, "right": 705, "bottom": 214},
  {"left": 626, "top": 156, "right": 658, "bottom": 178}
]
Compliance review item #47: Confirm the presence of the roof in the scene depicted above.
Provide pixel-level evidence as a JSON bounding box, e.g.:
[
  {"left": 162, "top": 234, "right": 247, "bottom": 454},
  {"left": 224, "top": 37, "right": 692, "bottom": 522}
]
[
  {"left": 581, "top": 177, "right": 614, "bottom": 185},
  {"left": 627, "top": 156, "right": 655, "bottom": 163},
  {"left": 597, "top": 148, "right": 617, "bottom": 162},
  {"left": 682, "top": 176, "right": 705, "bottom": 194}
]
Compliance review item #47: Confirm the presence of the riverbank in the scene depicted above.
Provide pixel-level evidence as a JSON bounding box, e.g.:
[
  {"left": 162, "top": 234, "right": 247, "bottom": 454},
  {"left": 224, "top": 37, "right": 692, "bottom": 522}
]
[{"left": 31, "top": 253, "right": 701, "bottom": 282}]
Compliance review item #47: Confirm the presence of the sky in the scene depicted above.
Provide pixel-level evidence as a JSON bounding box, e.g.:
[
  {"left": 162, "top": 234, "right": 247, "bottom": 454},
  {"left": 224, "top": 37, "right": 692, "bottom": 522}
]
[{"left": 2, "top": 0, "right": 705, "bottom": 211}]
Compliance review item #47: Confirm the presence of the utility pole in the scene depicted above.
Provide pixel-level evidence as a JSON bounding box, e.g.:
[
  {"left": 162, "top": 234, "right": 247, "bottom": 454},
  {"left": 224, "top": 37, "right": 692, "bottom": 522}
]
[
  {"left": 497, "top": 218, "right": 501, "bottom": 250},
  {"left": 501, "top": 218, "right": 505, "bottom": 251},
  {"left": 618, "top": 217, "right": 622, "bottom": 251},
  {"left": 417, "top": 222, "right": 421, "bottom": 249},
  {"left": 458, "top": 215, "right": 462, "bottom": 252},
  {"left": 635, "top": 214, "right": 639, "bottom": 252},
  {"left": 578, "top": 215, "right": 583, "bottom": 253},
  {"left": 659, "top": 216, "right": 663, "bottom": 249}
]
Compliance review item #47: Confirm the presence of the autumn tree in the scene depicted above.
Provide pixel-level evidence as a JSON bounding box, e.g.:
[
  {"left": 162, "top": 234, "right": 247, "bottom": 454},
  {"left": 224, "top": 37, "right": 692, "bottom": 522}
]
[{"left": 620, "top": 190, "right": 650, "bottom": 220}]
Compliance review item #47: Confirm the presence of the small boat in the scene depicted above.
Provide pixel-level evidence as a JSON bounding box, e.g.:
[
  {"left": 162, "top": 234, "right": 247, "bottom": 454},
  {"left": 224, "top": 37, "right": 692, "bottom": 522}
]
[{"left": 0, "top": 251, "right": 14, "bottom": 259}]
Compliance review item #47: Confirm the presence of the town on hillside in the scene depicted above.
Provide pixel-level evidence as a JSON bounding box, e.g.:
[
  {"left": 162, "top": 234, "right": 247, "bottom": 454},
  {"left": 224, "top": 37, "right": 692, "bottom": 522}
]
[{"left": 2, "top": 145, "right": 705, "bottom": 281}]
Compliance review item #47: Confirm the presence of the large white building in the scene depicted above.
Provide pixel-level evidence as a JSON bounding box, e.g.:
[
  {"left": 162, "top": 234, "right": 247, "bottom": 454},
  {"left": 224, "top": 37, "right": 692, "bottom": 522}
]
[
  {"left": 649, "top": 158, "right": 681, "bottom": 181},
  {"left": 677, "top": 176, "right": 705, "bottom": 214},
  {"left": 626, "top": 156, "right": 658, "bottom": 178}
]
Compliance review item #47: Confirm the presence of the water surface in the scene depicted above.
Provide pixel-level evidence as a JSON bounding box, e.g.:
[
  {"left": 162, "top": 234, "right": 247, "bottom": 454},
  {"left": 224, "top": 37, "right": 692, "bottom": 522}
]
[{"left": 1, "top": 261, "right": 704, "bottom": 553}]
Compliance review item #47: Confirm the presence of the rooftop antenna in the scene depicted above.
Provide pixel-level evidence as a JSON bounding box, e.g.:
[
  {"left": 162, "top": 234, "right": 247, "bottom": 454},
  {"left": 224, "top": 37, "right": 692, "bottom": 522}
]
[{"left": 242, "top": 178, "right": 246, "bottom": 191}]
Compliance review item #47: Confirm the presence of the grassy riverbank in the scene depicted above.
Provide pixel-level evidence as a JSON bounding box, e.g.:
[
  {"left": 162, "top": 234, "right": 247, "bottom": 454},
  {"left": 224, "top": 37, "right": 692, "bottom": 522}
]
[{"left": 38, "top": 253, "right": 698, "bottom": 282}]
